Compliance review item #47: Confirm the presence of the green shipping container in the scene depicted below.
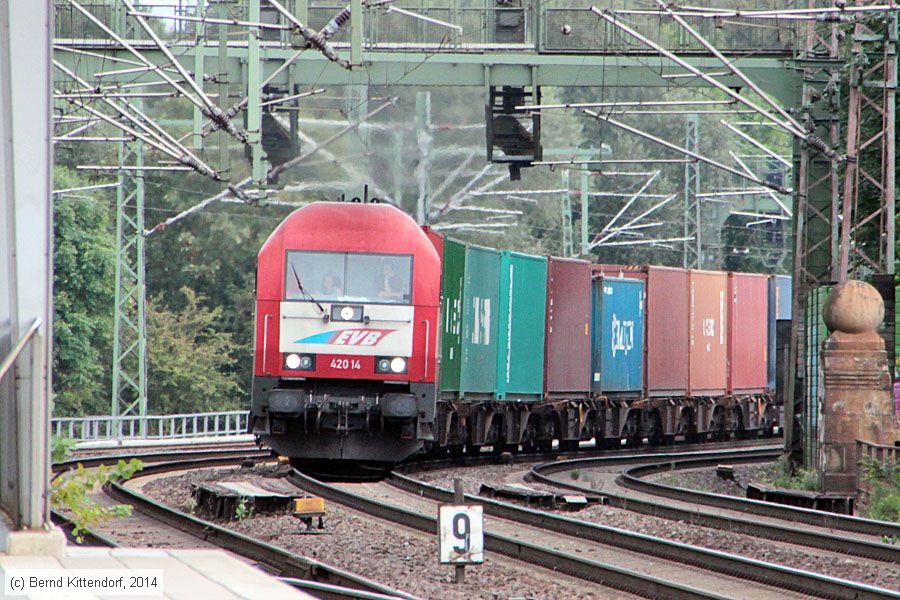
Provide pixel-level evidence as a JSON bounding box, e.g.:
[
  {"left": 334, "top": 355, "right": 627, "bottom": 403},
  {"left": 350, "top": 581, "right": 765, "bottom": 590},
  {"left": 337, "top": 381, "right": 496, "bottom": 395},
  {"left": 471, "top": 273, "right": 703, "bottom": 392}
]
[
  {"left": 496, "top": 251, "right": 547, "bottom": 401},
  {"left": 461, "top": 245, "right": 501, "bottom": 397},
  {"left": 439, "top": 239, "right": 466, "bottom": 393}
]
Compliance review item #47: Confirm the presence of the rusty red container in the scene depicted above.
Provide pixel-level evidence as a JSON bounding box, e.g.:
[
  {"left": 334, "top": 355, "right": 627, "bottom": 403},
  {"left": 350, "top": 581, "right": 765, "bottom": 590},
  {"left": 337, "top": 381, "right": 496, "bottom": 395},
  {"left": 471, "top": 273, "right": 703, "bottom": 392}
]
[
  {"left": 594, "top": 265, "right": 689, "bottom": 396},
  {"left": 544, "top": 257, "right": 592, "bottom": 398},
  {"left": 728, "top": 272, "right": 769, "bottom": 395},
  {"left": 689, "top": 270, "right": 729, "bottom": 397}
]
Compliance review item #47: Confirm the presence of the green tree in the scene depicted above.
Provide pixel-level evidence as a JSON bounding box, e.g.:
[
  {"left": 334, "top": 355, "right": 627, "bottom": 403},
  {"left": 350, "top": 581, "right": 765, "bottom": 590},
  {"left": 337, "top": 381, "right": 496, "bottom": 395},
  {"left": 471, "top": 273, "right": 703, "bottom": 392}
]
[
  {"left": 147, "top": 287, "right": 242, "bottom": 414},
  {"left": 52, "top": 167, "right": 115, "bottom": 416}
]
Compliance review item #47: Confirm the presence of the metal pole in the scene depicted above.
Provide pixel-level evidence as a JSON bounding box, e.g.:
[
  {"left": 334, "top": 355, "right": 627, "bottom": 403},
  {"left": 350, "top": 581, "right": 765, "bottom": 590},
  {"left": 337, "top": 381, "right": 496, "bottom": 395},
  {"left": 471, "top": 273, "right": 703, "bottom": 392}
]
[
  {"left": 415, "top": 91, "right": 432, "bottom": 224},
  {"left": 248, "top": 0, "right": 264, "bottom": 182},
  {"left": 111, "top": 136, "right": 148, "bottom": 427},
  {"left": 580, "top": 169, "right": 589, "bottom": 256},
  {"left": 562, "top": 169, "right": 573, "bottom": 257},
  {"left": 192, "top": 0, "right": 205, "bottom": 149},
  {"left": 453, "top": 478, "right": 465, "bottom": 584}
]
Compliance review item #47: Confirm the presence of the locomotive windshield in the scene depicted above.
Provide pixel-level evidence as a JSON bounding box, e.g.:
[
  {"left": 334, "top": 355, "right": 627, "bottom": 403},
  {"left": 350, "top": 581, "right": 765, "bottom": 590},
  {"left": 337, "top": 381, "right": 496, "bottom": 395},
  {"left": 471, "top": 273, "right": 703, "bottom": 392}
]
[{"left": 285, "top": 251, "right": 413, "bottom": 305}]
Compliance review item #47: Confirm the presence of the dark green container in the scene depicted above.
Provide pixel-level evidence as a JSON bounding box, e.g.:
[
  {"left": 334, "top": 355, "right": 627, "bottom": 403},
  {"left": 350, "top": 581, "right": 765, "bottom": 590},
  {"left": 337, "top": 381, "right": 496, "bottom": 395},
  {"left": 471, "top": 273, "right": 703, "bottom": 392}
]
[
  {"left": 460, "top": 245, "right": 501, "bottom": 397},
  {"left": 496, "top": 251, "right": 547, "bottom": 401},
  {"left": 439, "top": 239, "right": 466, "bottom": 393}
]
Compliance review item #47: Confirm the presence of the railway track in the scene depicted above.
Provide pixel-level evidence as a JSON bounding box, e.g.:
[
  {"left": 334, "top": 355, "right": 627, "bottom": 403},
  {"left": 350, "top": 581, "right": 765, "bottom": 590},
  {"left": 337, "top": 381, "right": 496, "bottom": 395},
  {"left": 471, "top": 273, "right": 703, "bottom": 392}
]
[
  {"left": 529, "top": 449, "right": 900, "bottom": 563},
  {"left": 290, "top": 450, "right": 899, "bottom": 600},
  {"left": 55, "top": 448, "right": 419, "bottom": 600}
]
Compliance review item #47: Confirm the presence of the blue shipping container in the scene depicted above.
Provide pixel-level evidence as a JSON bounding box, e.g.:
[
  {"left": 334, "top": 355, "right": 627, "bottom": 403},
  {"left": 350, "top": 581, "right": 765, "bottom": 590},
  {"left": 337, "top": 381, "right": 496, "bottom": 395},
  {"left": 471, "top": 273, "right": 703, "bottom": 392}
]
[
  {"left": 775, "top": 275, "right": 792, "bottom": 321},
  {"left": 592, "top": 277, "right": 645, "bottom": 393}
]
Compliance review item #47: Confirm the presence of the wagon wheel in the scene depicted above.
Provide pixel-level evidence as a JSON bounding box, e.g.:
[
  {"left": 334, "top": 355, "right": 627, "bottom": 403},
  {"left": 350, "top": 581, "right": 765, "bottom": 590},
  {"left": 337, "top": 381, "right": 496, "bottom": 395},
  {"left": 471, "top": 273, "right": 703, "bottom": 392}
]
[
  {"left": 646, "top": 410, "right": 664, "bottom": 446},
  {"left": 622, "top": 411, "right": 642, "bottom": 447}
]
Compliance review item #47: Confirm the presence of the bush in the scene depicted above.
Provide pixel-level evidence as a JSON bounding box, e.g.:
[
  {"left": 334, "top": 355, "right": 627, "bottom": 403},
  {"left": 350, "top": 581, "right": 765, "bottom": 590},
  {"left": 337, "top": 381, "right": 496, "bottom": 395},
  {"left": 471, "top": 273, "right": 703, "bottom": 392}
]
[
  {"left": 861, "top": 456, "right": 900, "bottom": 523},
  {"left": 764, "top": 455, "right": 820, "bottom": 492},
  {"left": 51, "top": 459, "right": 144, "bottom": 542}
]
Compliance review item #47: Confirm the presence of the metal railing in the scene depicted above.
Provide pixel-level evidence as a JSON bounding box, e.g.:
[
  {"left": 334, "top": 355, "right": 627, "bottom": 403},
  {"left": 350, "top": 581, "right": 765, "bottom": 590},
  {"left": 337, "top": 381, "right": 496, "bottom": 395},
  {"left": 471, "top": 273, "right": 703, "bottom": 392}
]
[
  {"left": 52, "top": 1, "right": 798, "bottom": 56},
  {"left": 855, "top": 438, "right": 898, "bottom": 500},
  {"left": 51, "top": 410, "right": 249, "bottom": 440}
]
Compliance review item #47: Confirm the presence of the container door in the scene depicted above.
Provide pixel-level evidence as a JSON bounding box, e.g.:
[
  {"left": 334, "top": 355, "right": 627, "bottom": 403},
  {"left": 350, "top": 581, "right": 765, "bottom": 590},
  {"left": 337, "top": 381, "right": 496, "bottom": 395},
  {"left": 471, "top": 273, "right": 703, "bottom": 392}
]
[
  {"left": 461, "top": 246, "right": 501, "bottom": 395},
  {"left": 439, "top": 239, "right": 465, "bottom": 393},
  {"left": 645, "top": 267, "right": 688, "bottom": 396},
  {"left": 728, "top": 273, "right": 769, "bottom": 394},
  {"left": 595, "top": 278, "right": 645, "bottom": 393},
  {"left": 544, "top": 258, "right": 592, "bottom": 396},
  {"left": 688, "top": 270, "right": 728, "bottom": 396},
  {"left": 496, "top": 252, "right": 547, "bottom": 400}
]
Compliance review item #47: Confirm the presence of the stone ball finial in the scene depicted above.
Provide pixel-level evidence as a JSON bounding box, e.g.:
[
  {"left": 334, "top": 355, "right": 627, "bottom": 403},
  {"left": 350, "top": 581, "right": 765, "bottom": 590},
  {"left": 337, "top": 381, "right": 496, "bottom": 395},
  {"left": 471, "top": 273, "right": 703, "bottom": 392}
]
[{"left": 823, "top": 280, "right": 884, "bottom": 334}]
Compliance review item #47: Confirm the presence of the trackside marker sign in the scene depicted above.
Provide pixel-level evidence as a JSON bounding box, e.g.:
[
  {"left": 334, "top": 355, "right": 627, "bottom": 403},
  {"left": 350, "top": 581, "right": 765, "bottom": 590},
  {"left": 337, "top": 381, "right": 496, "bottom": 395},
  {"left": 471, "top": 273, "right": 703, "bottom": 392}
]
[{"left": 294, "top": 328, "right": 395, "bottom": 346}]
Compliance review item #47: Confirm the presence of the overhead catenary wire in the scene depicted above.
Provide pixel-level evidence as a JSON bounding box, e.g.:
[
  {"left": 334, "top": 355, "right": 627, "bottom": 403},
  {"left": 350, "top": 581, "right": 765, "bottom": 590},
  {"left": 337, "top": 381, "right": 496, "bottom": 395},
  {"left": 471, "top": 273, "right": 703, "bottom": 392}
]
[{"left": 584, "top": 109, "right": 791, "bottom": 194}]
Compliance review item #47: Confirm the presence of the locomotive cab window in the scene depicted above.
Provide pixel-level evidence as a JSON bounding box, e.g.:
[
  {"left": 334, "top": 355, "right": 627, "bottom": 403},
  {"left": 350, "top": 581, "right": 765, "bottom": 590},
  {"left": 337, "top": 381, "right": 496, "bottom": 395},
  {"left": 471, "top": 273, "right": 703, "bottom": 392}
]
[{"left": 285, "top": 251, "right": 413, "bottom": 305}]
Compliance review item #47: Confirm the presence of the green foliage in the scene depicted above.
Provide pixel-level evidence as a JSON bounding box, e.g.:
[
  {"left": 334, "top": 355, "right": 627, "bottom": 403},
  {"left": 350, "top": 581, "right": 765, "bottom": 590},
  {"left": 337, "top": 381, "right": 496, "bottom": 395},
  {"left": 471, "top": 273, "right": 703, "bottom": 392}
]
[
  {"left": 234, "top": 496, "right": 253, "bottom": 521},
  {"left": 860, "top": 457, "right": 900, "bottom": 524},
  {"left": 147, "top": 287, "right": 242, "bottom": 414},
  {"left": 570, "top": 469, "right": 580, "bottom": 481},
  {"left": 51, "top": 459, "right": 143, "bottom": 543},
  {"left": 52, "top": 167, "right": 115, "bottom": 417},
  {"left": 764, "top": 455, "right": 820, "bottom": 492},
  {"left": 51, "top": 436, "right": 78, "bottom": 464}
]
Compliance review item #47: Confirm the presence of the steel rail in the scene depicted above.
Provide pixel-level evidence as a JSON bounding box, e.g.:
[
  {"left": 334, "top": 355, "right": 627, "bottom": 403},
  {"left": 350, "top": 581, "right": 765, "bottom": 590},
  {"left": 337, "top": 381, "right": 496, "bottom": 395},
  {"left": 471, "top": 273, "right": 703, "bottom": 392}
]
[
  {"left": 530, "top": 451, "right": 900, "bottom": 563},
  {"left": 617, "top": 454, "right": 900, "bottom": 540},
  {"left": 58, "top": 449, "right": 418, "bottom": 600},
  {"left": 385, "top": 468, "right": 898, "bottom": 599},
  {"left": 288, "top": 470, "right": 731, "bottom": 600}
]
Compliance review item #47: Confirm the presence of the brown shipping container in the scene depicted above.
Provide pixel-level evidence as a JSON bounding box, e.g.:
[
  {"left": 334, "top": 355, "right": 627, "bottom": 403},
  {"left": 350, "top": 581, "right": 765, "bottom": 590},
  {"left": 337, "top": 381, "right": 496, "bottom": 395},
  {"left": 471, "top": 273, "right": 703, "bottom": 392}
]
[
  {"left": 689, "top": 270, "right": 728, "bottom": 396},
  {"left": 727, "top": 272, "right": 769, "bottom": 394},
  {"left": 545, "top": 258, "right": 592, "bottom": 397},
  {"left": 595, "top": 265, "right": 689, "bottom": 396}
]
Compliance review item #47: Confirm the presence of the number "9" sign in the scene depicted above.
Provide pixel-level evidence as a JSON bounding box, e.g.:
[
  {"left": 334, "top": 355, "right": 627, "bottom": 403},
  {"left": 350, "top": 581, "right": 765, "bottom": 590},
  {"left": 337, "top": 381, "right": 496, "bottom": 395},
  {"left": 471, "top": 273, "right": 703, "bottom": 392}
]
[{"left": 438, "top": 506, "right": 483, "bottom": 564}]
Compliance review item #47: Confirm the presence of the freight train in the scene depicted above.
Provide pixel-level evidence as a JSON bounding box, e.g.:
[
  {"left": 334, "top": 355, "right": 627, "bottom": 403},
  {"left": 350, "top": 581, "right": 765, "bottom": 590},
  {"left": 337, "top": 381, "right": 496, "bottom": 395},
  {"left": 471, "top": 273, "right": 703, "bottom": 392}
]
[{"left": 248, "top": 201, "right": 791, "bottom": 474}]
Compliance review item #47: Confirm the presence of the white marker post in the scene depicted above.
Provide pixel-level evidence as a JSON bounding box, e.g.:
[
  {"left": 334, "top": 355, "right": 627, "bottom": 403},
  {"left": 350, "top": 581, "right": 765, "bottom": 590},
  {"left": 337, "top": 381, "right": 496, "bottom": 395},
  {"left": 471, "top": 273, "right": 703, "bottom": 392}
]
[{"left": 438, "top": 478, "right": 483, "bottom": 583}]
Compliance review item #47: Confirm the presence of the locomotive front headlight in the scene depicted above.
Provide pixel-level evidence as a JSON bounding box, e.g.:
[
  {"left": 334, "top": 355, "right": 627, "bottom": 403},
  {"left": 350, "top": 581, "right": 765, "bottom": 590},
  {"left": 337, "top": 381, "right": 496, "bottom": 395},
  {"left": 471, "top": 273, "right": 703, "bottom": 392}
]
[
  {"left": 285, "top": 353, "right": 302, "bottom": 369},
  {"left": 389, "top": 357, "right": 407, "bottom": 374},
  {"left": 376, "top": 358, "right": 391, "bottom": 373}
]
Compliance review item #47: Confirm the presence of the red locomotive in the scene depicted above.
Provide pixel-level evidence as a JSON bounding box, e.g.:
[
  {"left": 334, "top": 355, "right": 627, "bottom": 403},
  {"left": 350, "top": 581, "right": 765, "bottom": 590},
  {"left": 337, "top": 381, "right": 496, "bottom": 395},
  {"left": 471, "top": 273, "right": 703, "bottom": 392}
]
[{"left": 249, "top": 202, "right": 441, "bottom": 474}]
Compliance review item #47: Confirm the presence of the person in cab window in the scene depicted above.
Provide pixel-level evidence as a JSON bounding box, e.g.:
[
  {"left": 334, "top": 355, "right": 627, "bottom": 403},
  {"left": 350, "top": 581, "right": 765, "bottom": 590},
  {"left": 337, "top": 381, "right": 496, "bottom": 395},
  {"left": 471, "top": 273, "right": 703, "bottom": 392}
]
[
  {"left": 319, "top": 273, "right": 343, "bottom": 299},
  {"left": 377, "top": 261, "right": 404, "bottom": 301}
]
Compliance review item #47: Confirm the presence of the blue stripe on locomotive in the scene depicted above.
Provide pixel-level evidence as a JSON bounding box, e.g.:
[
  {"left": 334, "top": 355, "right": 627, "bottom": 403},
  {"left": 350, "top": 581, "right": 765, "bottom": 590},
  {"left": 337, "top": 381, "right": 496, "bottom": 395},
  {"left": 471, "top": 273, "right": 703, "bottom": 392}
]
[{"left": 591, "top": 277, "right": 645, "bottom": 393}]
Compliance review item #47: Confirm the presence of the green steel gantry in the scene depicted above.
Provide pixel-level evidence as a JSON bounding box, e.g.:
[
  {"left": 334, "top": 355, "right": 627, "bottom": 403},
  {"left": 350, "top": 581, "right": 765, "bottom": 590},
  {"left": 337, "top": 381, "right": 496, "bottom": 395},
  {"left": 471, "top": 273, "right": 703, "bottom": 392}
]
[{"left": 51, "top": 1, "right": 897, "bottom": 468}]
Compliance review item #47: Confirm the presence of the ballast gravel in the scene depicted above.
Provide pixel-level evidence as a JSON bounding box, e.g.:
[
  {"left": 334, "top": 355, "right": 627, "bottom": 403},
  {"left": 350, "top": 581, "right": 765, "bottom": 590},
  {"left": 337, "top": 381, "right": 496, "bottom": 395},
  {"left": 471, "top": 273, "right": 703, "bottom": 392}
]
[
  {"left": 139, "top": 465, "right": 636, "bottom": 600},
  {"left": 414, "top": 462, "right": 900, "bottom": 590}
]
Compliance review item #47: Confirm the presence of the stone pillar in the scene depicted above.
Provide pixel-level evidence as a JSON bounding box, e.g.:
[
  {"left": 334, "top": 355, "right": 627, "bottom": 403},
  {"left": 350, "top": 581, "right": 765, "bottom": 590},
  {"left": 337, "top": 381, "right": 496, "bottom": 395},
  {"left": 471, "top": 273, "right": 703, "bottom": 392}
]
[{"left": 820, "top": 280, "right": 897, "bottom": 494}]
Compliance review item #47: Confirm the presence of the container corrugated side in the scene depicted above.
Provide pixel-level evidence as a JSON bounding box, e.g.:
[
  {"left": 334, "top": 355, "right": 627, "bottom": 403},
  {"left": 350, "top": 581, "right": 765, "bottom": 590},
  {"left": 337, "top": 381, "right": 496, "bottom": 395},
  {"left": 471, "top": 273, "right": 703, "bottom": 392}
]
[
  {"left": 645, "top": 266, "right": 689, "bottom": 396},
  {"left": 460, "top": 245, "right": 501, "bottom": 396},
  {"left": 767, "top": 276, "right": 777, "bottom": 391},
  {"left": 496, "top": 251, "right": 547, "bottom": 401},
  {"left": 544, "top": 258, "right": 592, "bottom": 397},
  {"left": 688, "top": 270, "right": 728, "bottom": 396},
  {"left": 439, "top": 239, "right": 465, "bottom": 393},
  {"left": 728, "top": 272, "right": 769, "bottom": 394},
  {"left": 592, "top": 277, "right": 645, "bottom": 393}
]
